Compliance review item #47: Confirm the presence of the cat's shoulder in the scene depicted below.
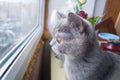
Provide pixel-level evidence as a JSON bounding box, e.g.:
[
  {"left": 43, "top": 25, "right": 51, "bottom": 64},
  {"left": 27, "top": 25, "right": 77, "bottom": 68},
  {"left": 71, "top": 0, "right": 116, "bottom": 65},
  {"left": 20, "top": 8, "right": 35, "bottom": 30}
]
[
  {"left": 106, "top": 51, "right": 120, "bottom": 80},
  {"left": 107, "top": 51, "right": 120, "bottom": 63}
]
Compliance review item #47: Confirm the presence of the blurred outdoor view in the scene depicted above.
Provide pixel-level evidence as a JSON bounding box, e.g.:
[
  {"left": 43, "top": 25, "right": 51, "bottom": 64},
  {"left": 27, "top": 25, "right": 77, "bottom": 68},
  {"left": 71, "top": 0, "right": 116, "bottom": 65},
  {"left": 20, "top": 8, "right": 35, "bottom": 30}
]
[{"left": 0, "top": 0, "right": 39, "bottom": 59}]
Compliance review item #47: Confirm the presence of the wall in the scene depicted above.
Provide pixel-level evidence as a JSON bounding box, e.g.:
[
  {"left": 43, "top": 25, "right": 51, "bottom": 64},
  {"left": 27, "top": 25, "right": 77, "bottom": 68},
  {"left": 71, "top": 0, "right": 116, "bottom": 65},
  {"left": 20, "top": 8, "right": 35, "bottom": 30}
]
[
  {"left": 94, "top": 0, "right": 106, "bottom": 16},
  {"left": 47, "top": 0, "right": 106, "bottom": 36},
  {"left": 48, "top": 0, "right": 106, "bottom": 23},
  {"left": 115, "top": 12, "right": 120, "bottom": 36},
  {"left": 103, "top": 0, "right": 120, "bottom": 24}
]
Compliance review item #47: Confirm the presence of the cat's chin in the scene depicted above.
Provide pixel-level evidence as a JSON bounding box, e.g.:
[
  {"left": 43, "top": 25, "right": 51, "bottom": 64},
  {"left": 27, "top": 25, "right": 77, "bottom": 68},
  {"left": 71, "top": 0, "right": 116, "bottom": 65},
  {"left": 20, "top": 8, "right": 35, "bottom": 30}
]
[{"left": 51, "top": 46, "right": 61, "bottom": 55}]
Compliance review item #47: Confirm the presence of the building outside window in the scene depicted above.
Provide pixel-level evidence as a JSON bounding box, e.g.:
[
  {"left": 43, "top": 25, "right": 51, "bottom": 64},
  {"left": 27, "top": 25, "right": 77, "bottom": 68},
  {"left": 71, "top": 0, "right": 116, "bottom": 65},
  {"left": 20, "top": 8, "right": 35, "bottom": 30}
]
[{"left": 0, "top": 0, "right": 44, "bottom": 79}]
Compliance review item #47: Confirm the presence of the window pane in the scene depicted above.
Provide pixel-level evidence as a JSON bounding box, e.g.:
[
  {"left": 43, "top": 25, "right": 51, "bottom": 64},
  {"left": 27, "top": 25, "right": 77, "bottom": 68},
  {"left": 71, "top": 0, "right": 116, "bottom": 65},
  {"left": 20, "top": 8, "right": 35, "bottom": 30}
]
[{"left": 0, "top": 0, "right": 39, "bottom": 60}]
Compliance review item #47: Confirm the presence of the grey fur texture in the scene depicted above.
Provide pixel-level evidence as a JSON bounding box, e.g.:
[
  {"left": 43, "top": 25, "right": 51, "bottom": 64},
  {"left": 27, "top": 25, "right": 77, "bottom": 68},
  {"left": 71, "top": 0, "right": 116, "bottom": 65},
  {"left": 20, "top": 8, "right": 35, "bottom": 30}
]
[{"left": 50, "top": 11, "right": 120, "bottom": 80}]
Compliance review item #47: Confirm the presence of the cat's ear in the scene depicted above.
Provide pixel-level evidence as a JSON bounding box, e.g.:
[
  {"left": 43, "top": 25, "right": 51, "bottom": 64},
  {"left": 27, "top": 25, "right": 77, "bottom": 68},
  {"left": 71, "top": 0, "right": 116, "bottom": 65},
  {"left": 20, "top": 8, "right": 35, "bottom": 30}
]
[
  {"left": 56, "top": 11, "right": 66, "bottom": 19},
  {"left": 68, "top": 12, "right": 85, "bottom": 33},
  {"left": 50, "top": 10, "right": 66, "bottom": 25},
  {"left": 49, "top": 11, "right": 66, "bottom": 36},
  {"left": 68, "top": 12, "right": 81, "bottom": 23}
]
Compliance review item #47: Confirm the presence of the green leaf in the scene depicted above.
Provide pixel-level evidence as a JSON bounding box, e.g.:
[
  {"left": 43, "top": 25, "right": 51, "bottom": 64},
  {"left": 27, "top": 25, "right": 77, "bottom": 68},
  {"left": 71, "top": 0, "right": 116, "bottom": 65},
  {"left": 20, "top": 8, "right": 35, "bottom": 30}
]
[
  {"left": 88, "top": 16, "right": 101, "bottom": 26},
  {"left": 78, "top": 0, "right": 87, "bottom": 5}
]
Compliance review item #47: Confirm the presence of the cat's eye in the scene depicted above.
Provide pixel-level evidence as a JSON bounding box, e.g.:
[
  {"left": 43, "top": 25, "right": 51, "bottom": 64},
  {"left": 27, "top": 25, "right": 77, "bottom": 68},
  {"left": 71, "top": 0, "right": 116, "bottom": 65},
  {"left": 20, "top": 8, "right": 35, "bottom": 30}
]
[{"left": 57, "top": 38, "right": 63, "bottom": 44}]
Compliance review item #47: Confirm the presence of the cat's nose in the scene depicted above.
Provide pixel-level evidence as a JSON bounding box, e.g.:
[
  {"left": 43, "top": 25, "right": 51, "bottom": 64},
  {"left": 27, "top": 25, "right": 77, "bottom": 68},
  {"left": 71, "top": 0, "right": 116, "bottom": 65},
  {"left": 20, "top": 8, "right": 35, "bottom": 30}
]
[{"left": 50, "top": 38, "right": 56, "bottom": 46}]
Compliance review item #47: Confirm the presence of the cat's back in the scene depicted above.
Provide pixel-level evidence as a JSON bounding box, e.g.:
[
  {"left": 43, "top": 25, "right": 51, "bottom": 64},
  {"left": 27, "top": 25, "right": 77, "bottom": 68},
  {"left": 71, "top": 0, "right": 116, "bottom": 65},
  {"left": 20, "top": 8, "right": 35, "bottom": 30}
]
[
  {"left": 64, "top": 51, "right": 120, "bottom": 80},
  {"left": 107, "top": 51, "right": 120, "bottom": 80}
]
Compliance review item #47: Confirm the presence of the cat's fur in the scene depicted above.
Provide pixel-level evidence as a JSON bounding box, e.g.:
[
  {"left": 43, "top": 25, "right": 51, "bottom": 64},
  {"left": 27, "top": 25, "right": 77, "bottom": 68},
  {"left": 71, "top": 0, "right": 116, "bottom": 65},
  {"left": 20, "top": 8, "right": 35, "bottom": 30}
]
[{"left": 49, "top": 11, "right": 120, "bottom": 80}]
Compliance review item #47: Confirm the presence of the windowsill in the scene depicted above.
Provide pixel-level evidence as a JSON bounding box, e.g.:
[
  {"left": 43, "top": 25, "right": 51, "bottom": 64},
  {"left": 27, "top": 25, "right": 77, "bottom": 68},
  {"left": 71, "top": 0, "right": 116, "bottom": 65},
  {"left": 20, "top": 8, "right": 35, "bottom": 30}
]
[{"left": 51, "top": 52, "right": 66, "bottom": 80}]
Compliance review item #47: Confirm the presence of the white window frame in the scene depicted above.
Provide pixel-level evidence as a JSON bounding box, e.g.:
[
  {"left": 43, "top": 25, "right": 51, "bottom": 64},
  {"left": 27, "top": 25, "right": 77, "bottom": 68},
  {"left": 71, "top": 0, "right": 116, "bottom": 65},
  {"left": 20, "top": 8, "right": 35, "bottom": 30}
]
[{"left": 0, "top": 0, "right": 45, "bottom": 80}]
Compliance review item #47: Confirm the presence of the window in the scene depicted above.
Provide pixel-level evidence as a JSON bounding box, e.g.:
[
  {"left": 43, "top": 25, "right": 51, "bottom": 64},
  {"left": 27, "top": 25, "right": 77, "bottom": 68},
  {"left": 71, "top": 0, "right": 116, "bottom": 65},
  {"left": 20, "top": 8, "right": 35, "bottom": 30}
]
[
  {"left": 0, "top": 0, "right": 39, "bottom": 60},
  {"left": 0, "top": 0, "right": 44, "bottom": 79}
]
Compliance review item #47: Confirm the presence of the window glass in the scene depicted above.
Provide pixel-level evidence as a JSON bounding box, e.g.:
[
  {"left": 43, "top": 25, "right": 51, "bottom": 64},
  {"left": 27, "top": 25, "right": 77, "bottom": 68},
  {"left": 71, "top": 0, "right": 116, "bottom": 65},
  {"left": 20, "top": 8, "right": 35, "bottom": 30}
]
[{"left": 0, "top": 0, "right": 39, "bottom": 61}]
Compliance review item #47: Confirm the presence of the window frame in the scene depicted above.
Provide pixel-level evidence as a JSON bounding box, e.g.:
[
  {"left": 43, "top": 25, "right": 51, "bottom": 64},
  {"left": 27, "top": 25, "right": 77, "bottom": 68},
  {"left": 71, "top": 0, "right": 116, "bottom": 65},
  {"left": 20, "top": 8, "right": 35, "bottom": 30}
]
[{"left": 0, "top": 0, "right": 45, "bottom": 80}]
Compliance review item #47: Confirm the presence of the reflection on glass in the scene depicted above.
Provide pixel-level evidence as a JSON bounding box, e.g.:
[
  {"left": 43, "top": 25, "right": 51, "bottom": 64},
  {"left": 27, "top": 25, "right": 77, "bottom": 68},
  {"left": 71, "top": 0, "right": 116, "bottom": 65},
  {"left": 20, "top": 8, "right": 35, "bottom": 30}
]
[{"left": 0, "top": 0, "right": 39, "bottom": 59}]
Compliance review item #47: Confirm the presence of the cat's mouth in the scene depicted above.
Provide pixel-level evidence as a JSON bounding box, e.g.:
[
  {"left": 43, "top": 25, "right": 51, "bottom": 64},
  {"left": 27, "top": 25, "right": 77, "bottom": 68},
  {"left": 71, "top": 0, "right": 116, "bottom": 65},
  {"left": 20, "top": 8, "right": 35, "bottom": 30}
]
[
  {"left": 50, "top": 38, "right": 56, "bottom": 47},
  {"left": 50, "top": 38, "right": 62, "bottom": 55}
]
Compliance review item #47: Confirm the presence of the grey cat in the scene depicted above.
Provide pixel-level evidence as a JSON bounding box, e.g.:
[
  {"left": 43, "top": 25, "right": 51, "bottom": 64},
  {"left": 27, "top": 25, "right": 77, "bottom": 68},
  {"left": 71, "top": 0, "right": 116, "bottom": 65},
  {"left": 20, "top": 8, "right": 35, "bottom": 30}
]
[{"left": 49, "top": 11, "right": 120, "bottom": 80}]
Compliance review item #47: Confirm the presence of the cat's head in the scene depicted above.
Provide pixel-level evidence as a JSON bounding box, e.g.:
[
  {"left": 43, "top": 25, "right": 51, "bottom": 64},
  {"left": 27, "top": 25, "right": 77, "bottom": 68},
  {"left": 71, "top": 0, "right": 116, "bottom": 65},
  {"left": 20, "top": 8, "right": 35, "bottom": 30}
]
[{"left": 50, "top": 12, "right": 98, "bottom": 58}]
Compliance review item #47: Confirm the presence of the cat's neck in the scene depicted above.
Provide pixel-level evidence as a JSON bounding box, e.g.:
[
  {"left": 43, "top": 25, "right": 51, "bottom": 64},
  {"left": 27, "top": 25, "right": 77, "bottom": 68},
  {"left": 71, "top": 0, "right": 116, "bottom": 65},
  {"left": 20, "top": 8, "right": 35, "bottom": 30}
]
[{"left": 64, "top": 44, "right": 102, "bottom": 62}]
